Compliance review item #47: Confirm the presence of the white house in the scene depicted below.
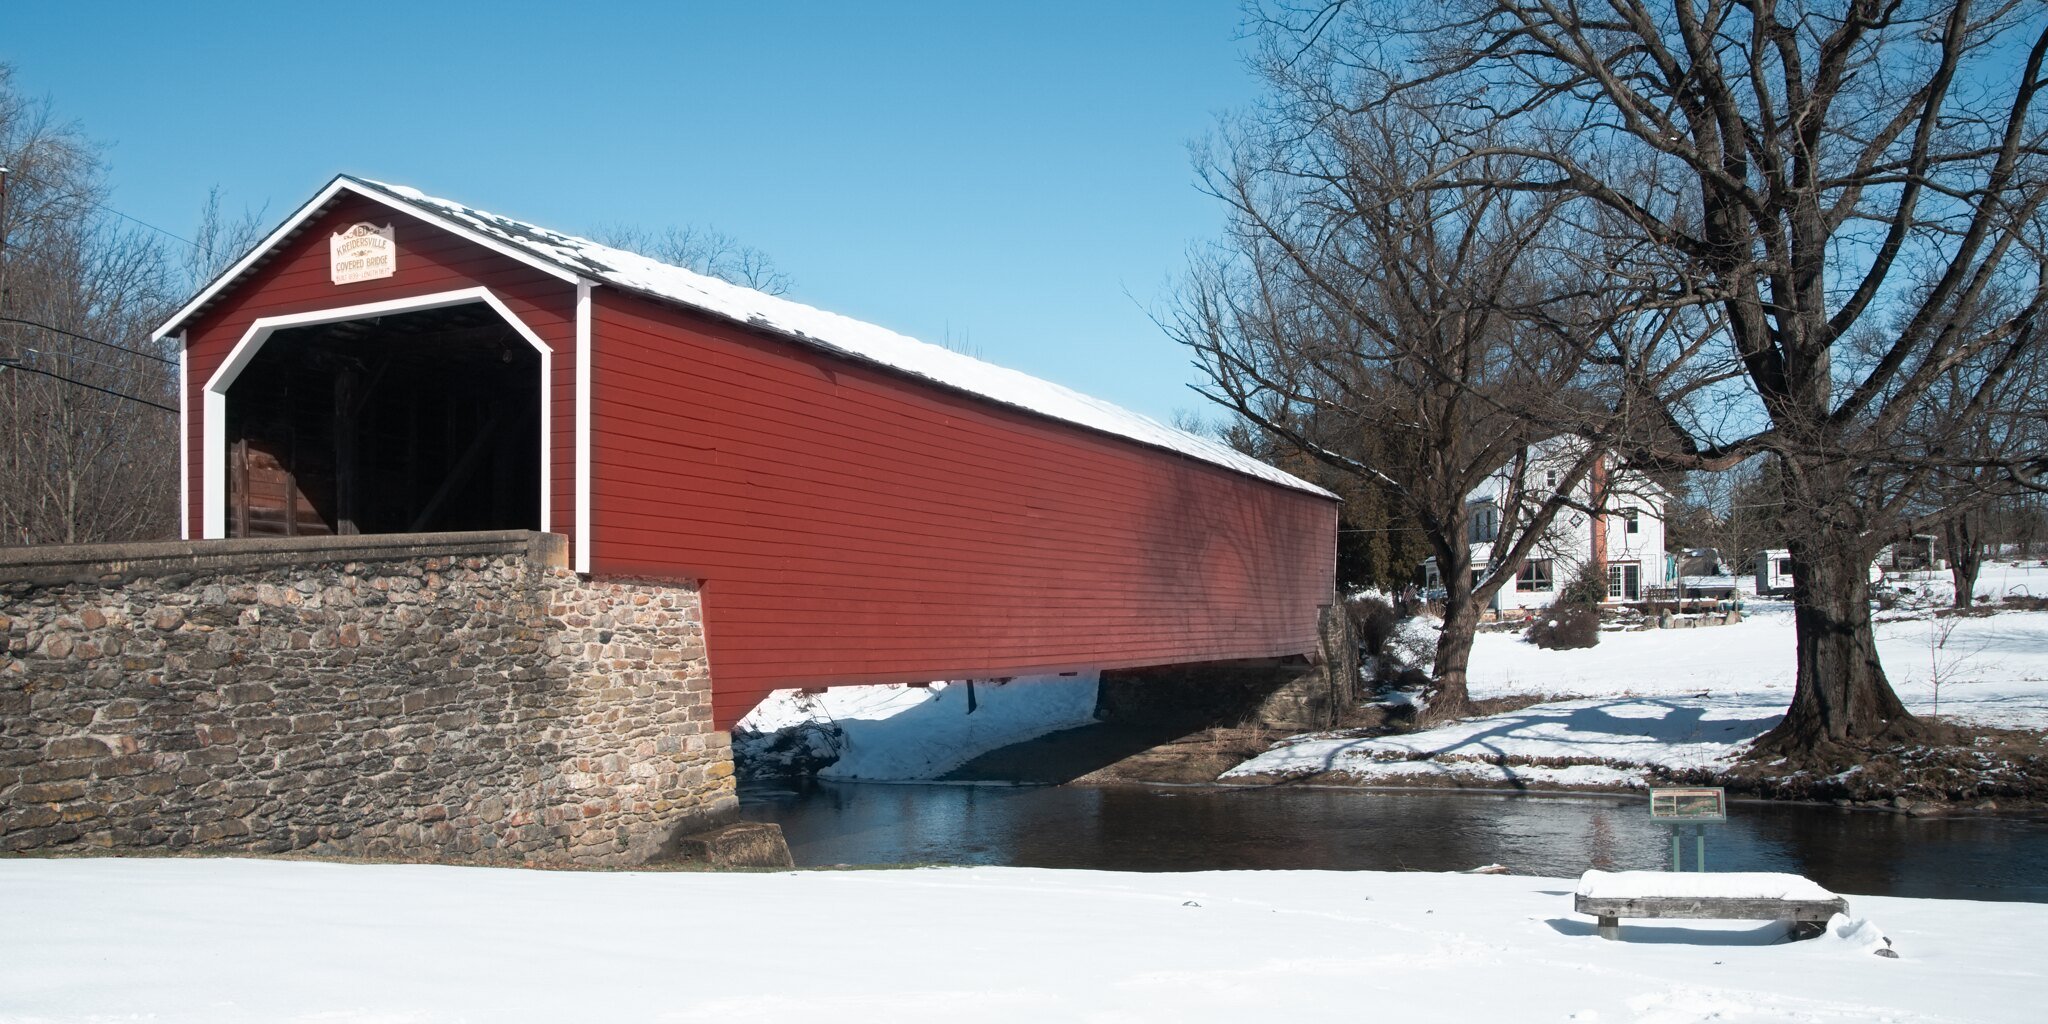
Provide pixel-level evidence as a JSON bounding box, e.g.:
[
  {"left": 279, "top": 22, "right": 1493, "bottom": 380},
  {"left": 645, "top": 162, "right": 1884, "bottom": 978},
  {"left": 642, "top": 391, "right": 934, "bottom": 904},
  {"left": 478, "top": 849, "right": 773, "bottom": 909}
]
[
  {"left": 1423, "top": 440, "right": 1669, "bottom": 612},
  {"left": 1754, "top": 538, "right": 1935, "bottom": 597},
  {"left": 1755, "top": 549, "right": 1797, "bottom": 596}
]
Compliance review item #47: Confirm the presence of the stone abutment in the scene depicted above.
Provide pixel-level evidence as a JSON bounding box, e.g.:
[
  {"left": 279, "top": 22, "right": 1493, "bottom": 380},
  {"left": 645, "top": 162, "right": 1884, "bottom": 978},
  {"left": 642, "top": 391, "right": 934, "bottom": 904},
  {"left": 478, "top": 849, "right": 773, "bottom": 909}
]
[{"left": 0, "top": 531, "right": 768, "bottom": 866}]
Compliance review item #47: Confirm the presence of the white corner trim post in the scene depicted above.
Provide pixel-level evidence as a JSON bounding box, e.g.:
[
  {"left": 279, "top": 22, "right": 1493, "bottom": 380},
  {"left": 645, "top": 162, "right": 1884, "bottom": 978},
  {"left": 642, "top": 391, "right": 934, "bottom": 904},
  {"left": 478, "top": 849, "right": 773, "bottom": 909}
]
[
  {"left": 575, "top": 279, "right": 593, "bottom": 574},
  {"left": 199, "top": 287, "right": 554, "bottom": 540},
  {"left": 177, "top": 333, "right": 190, "bottom": 540}
]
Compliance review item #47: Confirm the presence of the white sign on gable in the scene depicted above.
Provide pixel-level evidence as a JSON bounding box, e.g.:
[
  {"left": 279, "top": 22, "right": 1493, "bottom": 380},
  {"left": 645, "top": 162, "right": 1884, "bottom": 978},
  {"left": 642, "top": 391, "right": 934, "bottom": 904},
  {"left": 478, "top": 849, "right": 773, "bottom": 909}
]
[{"left": 330, "top": 223, "right": 397, "bottom": 284}]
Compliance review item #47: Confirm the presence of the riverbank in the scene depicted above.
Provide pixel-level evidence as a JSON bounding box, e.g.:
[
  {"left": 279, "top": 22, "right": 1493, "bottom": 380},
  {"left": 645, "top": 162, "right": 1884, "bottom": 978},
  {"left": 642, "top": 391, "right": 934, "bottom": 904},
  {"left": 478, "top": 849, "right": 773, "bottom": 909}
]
[
  {"left": 5, "top": 856, "right": 2043, "bottom": 1022},
  {"left": 723, "top": 567, "right": 2048, "bottom": 810},
  {"left": 1219, "top": 600, "right": 2048, "bottom": 810}
]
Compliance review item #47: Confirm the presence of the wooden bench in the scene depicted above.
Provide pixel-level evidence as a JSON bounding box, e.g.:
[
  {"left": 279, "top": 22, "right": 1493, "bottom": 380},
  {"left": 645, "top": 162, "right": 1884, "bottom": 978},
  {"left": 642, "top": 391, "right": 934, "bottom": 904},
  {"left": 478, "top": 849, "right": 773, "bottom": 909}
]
[{"left": 1575, "top": 870, "right": 1849, "bottom": 941}]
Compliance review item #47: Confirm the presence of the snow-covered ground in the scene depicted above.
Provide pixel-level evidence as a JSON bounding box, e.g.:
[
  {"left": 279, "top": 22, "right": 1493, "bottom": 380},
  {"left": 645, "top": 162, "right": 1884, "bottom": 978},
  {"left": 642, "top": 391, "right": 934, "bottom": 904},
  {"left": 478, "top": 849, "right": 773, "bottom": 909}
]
[
  {"left": 4, "top": 857, "right": 2042, "bottom": 1024},
  {"left": 1230, "top": 562, "right": 2048, "bottom": 787},
  {"left": 1880, "top": 559, "right": 2048, "bottom": 608},
  {"left": 734, "top": 673, "right": 1100, "bottom": 781},
  {"left": 1466, "top": 601, "right": 2048, "bottom": 728}
]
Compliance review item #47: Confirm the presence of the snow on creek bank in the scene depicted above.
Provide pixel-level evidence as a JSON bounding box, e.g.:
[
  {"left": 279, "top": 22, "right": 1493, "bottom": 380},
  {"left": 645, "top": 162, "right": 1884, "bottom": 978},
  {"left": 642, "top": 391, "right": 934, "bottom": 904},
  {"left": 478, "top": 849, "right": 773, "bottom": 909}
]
[
  {"left": 1230, "top": 600, "right": 2048, "bottom": 787},
  {"left": 733, "top": 673, "right": 1100, "bottom": 781},
  {"left": 3, "top": 857, "right": 2041, "bottom": 1023},
  {"left": 1227, "top": 693, "right": 1779, "bottom": 786}
]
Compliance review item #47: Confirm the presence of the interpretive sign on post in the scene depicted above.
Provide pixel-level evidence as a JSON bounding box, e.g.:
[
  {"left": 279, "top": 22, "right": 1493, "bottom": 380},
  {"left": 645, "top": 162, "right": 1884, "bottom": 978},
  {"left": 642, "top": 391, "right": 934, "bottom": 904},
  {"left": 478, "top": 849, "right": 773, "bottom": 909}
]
[
  {"left": 1649, "top": 787, "right": 1725, "bottom": 871},
  {"left": 1649, "top": 787, "right": 1727, "bottom": 822}
]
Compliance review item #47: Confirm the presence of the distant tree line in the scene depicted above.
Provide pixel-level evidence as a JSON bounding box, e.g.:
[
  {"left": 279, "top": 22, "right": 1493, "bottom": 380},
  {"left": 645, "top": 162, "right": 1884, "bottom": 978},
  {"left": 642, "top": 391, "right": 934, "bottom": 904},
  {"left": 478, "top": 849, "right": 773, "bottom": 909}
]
[{"left": 0, "top": 65, "right": 257, "bottom": 546}]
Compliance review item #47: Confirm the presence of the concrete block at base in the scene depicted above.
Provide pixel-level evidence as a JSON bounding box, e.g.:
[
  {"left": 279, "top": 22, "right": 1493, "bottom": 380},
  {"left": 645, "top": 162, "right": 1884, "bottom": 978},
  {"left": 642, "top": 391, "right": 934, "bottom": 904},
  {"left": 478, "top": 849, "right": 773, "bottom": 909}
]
[{"left": 668, "top": 821, "right": 793, "bottom": 869}]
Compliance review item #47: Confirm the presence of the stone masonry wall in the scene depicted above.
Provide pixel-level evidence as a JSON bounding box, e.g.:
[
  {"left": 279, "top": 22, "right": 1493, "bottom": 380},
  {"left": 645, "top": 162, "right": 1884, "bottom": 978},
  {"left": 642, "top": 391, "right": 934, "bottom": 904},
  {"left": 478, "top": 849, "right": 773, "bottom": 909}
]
[{"left": 0, "top": 532, "right": 736, "bottom": 864}]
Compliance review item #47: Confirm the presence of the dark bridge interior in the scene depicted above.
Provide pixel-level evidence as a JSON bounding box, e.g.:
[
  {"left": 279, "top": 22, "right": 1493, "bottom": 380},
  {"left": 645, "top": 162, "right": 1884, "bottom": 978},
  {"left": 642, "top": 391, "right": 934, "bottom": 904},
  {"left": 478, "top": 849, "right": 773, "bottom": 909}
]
[{"left": 224, "top": 303, "right": 542, "bottom": 537}]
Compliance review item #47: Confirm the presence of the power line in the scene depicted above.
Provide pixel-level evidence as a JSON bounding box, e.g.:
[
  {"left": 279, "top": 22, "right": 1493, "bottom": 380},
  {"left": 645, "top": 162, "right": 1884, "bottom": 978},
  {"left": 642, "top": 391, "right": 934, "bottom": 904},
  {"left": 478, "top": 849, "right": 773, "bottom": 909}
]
[
  {"left": 0, "top": 316, "right": 177, "bottom": 366},
  {"left": 4, "top": 166, "right": 218, "bottom": 258},
  {"left": 0, "top": 356, "right": 177, "bottom": 413},
  {"left": 14, "top": 344, "right": 170, "bottom": 380}
]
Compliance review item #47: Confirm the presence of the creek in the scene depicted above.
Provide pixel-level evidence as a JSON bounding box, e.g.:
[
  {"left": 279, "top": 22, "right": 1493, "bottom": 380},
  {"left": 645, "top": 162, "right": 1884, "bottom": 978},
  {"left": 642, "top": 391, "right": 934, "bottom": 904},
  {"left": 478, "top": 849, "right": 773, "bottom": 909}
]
[{"left": 738, "top": 781, "right": 2048, "bottom": 901}]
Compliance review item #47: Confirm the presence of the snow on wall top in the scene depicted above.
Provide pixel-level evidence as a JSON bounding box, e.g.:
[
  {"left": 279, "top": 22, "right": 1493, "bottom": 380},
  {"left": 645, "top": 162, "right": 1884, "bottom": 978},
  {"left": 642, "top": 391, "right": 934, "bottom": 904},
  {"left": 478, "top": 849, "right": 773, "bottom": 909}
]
[
  {"left": 1576, "top": 870, "right": 1842, "bottom": 903},
  {"left": 344, "top": 177, "right": 1333, "bottom": 499}
]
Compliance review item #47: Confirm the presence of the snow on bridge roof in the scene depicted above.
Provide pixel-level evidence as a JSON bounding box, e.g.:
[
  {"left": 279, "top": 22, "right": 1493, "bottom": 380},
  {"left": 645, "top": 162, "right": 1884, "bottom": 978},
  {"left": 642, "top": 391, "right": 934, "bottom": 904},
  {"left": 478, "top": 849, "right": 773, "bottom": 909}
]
[{"left": 169, "top": 174, "right": 1330, "bottom": 499}]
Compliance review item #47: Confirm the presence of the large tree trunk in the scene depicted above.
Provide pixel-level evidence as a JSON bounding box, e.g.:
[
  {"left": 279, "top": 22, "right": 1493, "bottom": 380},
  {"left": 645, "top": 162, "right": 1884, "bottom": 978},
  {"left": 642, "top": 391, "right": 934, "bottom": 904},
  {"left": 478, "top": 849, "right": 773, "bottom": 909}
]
[
  {"left": 1752, "top": 533, "right": 1935, "bottom": 760},
  {"left": 1427, "top": 594, "right": 1481, "bottom": 723},
  {"left": 1944, "top": 514, "right": 1983, "bottom": 610},
  {"left": 1951, "top": 557, "right": 1983, "bottom": 610}
]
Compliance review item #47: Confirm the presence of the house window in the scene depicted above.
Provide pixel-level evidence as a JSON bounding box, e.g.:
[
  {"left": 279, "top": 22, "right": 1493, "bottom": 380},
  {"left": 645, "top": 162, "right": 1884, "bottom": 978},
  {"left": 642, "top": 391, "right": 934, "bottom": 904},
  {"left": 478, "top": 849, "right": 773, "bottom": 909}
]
[
  {"left": 1469, "top": 506, "right": 1498, "bottom": 543},
  {"left": 1623, "top": 508, "right": 1640, "bottom": 534},
  {"left": 1543, "top": 469, "right": 1560, "bottom": 492},
  {"left": 1776, "top": 558, "right": 1794, "bottom": 578},
  {"left": 1517, "top": 558, "right": 1554, "bottom": 592},
  {"left": 1607, "top": 561, "right": 1642, "bottom": 601}
]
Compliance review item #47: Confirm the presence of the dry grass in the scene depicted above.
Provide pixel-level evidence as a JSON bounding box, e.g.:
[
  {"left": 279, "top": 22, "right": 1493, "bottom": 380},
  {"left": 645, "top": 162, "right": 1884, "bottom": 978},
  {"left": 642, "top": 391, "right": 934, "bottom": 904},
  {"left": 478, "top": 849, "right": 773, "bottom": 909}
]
[{"left": 1719, "top": 724, "right": 2048, "bottom": 810}]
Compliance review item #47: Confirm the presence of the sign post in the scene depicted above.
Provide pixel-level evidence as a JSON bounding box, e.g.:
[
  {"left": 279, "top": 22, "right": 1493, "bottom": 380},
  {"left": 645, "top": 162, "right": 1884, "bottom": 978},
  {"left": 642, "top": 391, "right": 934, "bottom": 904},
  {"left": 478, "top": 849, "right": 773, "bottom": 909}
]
[{"left": 1648, "top": 787, "right": 1726, "bottom": 871}]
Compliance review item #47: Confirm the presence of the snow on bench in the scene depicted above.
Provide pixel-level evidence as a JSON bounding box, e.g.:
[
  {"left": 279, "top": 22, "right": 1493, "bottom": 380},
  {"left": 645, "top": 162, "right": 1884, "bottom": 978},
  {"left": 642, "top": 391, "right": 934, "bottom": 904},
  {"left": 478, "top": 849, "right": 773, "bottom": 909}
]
[{"left": 1575, "top": 869, "right": 1850, "bottom": 941}]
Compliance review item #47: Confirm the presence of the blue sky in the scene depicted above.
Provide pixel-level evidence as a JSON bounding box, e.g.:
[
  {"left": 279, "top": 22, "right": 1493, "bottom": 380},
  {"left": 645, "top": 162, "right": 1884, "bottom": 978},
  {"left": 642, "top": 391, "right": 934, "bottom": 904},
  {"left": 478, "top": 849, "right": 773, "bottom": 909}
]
[{"left": 6, "top": 1, "right": 1266, "bottom": 426}]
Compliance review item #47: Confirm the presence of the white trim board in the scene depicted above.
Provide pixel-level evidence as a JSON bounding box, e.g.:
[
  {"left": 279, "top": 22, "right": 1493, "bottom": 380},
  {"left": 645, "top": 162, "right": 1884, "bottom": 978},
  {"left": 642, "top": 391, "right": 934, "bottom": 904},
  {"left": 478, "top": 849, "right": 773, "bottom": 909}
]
[
  {"left": 199, "top": 287, "right": 555, "bottom": 539},
  {"left": 574, "top": 280, "right": 593, "bottom": 574},
  {"left": 177, "top": 333, "right": 190, "bottom": 540},
  {"left": 153, "top": 176, "right": 579, "bottom": 344}
]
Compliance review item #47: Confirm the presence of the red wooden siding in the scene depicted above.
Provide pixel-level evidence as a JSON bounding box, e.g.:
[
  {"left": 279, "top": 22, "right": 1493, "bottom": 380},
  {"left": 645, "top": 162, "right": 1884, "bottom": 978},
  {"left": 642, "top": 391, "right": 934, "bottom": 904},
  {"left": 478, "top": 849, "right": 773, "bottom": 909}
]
[
  {"left": 180, "top": 196, "right": 577, "bottom": 544},
  {"left": 588, "top": 290, "right": 1339, "bottom": 729}
]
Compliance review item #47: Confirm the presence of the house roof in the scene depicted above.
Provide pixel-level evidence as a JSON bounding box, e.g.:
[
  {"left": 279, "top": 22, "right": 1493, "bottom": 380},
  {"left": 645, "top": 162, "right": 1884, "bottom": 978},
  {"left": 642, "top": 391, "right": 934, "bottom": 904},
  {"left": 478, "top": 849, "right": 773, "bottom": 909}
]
[
  {"left": 156, "top": 175, "right": 1333, "bottom": 500},
  {"left": 1463, "top": 437, "right": 1674, "bottom": 507}
]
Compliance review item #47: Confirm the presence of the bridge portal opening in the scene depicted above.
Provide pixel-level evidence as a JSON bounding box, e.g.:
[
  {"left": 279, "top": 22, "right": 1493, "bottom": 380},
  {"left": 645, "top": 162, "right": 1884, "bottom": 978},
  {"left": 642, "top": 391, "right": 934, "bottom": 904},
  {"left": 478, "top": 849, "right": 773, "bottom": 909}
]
[{"left": 223, "top": 302, "right": 542, "bottom": 537}]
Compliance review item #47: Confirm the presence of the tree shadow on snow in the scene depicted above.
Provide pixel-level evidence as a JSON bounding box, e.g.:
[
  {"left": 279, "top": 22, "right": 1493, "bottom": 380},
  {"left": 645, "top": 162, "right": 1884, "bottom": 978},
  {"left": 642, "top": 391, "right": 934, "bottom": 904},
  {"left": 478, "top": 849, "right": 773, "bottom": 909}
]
[{"left": 1288, "top": 697, "right": 1784, "bottom": 777}]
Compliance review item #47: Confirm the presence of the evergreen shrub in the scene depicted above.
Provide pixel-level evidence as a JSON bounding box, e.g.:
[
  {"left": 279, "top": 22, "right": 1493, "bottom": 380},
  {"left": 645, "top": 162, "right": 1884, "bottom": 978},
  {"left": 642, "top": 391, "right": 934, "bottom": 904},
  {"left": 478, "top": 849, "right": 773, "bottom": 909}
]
[{"left": 1348, "top": 594, "right": 1400, "bottom": 657}]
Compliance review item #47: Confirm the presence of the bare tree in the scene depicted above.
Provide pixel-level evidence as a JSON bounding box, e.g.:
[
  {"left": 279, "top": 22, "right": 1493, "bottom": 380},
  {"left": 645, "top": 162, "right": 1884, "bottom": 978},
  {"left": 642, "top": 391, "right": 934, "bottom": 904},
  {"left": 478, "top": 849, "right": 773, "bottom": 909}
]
[
  {"left": 187, "top": 185, "right": 269, "bottom": 286},
  {"left": 1915, "top": 308, "right": 2048, "bottom": 606},
  {"left": 0, "top": 66, "right": 185, "bottom": 545},
  {"left": 1273, "top": 1, "right": 2048, "bottom": 758},
  {"left": 1170, "top": 64, "right": 1685, "bottom": 718},
  {"left": 1992, "top": 490, "right": 2048, "bottom": 560},
  {"left": 1671, "top": 457, "right": 1786, "bottom": 573},
  {"left": 591, "top": 222, "right": 793, "bottom": 295}
]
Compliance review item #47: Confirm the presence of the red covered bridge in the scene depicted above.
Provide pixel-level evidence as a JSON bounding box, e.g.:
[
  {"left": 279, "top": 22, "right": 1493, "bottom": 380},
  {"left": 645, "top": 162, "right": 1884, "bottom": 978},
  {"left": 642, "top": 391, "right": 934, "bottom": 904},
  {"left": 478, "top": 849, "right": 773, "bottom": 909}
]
[{"left": 154, "top": 176, "right": 1339, "bottom": 728}]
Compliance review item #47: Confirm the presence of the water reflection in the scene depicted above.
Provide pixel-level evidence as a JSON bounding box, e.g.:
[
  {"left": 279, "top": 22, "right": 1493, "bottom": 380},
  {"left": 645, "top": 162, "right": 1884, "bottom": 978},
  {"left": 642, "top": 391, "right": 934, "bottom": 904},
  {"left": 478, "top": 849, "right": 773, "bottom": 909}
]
[{"left": 738, "top": 781, "right": 2048, "bottom": 902}]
